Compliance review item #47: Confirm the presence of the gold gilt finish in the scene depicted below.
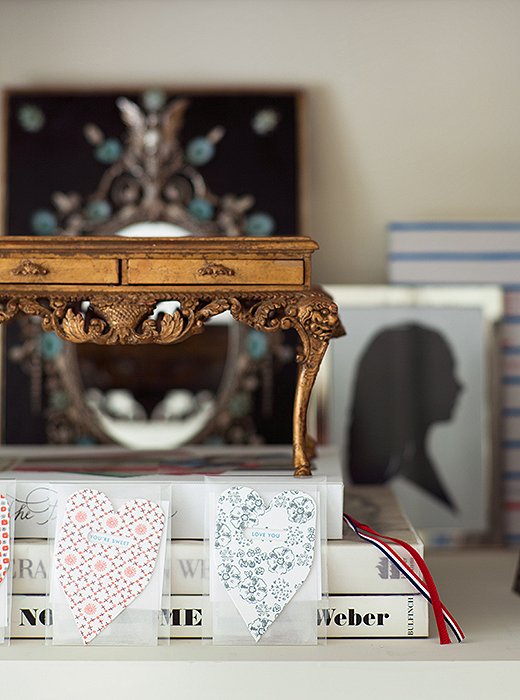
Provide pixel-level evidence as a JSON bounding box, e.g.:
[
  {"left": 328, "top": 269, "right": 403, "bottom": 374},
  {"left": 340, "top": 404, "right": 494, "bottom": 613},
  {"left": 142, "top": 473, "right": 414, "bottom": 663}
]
[
  {"left": 0, "top": 236, "right": 344, "bottom": 476},
  {"left": 10, "top": 259, "right": 50, "bottom": 276}
]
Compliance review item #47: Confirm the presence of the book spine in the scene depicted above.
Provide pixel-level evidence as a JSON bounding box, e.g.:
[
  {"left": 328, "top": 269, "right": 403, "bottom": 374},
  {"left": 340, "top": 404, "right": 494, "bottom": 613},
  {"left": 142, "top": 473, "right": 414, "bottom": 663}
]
[
  {"left": 12, "top": 539, "right": 424, "bottom": 596},
  {"left": 12, "top": 593, "right": 428, "bottom": 639}
]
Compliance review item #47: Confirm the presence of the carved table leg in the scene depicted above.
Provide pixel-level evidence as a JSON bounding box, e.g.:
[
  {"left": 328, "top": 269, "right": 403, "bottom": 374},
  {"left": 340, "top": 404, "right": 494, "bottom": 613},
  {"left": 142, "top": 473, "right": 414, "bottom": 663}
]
[
  {"left": 305, "top": 433, "right": 317, "bottom": 460},
  {"left": 290, "top": 294, "right": 343, "bottom": 477},
  {"left": 230, "top": 291, "right": 343, "bottom": 478},
  {"left": 292, "top": 337, "right": 328, "bottom": 477}
]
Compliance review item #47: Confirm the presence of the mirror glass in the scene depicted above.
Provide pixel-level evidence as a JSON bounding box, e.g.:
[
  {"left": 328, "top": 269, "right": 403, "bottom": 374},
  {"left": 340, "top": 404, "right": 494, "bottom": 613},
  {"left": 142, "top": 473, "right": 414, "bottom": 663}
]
[
  {"left": 116, "top": 221, "right": 191, "bottom": 238},
  {"left": 62, "top": 315, "right": 240, "bottom": 449}
]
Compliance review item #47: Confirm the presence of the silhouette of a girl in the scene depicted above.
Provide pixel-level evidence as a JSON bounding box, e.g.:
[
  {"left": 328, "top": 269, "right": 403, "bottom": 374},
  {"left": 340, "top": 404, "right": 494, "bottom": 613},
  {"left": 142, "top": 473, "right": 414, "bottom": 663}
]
[{"left": 348, "top": 323, "right": 462, "bottom": 510}]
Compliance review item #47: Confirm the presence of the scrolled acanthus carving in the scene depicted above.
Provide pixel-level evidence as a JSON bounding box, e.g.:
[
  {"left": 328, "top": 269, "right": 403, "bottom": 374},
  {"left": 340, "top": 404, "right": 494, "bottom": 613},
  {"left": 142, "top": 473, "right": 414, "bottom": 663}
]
[
  {"left": 0, "top": 298, "right": 20, "bottom": 323},
  {"left": 229, "top": 292, "right": 343, "bottom": 363},
  {"left": 0, "top": 293, "right": 234, "bottom": 346},
  {"left": 0, "top": 292, "right": 343, "bottom": 360}
]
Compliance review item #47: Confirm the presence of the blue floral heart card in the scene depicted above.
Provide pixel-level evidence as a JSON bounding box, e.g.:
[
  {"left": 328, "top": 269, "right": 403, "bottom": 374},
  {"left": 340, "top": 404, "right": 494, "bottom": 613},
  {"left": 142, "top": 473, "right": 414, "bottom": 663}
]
[{"left": 206, "top": 478, "right": 326, "bottom": 645}]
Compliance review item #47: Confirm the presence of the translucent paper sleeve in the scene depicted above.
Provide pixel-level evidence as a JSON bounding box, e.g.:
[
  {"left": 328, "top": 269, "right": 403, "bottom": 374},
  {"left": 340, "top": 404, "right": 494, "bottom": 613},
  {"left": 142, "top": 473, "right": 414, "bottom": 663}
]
[
  {"left": 205, "top": 476, "right": 327, "bottom": 645},
  {"left": 47, "top": 480, "right": 171, "bottom": 646}
]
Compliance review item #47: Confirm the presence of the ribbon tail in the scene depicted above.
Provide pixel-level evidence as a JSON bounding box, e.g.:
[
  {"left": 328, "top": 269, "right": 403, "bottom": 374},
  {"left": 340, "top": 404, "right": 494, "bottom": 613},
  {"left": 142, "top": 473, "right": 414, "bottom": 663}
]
[{"left": 343, "top": 513, "right": 464, "bottom": 644}]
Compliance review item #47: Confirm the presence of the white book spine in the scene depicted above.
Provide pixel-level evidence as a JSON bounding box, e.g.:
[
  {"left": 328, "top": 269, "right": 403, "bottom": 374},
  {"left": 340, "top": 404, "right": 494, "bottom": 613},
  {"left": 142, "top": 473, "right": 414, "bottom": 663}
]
[
  {"left": 13, "top": 538, "right": 424, "bottom": 596},
  {"left": 12, "top": 594, "right": 428, "bottom": 639}
]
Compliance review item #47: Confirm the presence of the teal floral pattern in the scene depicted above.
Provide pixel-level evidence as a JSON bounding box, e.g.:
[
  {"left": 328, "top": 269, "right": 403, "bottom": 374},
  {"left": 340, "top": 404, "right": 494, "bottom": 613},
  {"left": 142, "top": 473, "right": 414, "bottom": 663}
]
[
  {"left": 214, "top": 486, "right": 317, "bottom": 641},
  {"left": 85, "top": 199, "right": 112, "bottom": 223},
  {"left": 40, "top": 332, "right": 63, "bottom": 360},
  {"left": 188, "top": 197, "right": 214, "bottom": 221},
  {"left": 246, "top": 330, "right": 269, "bottom": 360},
  {"left": 186, "top": 136, "right": 215, "bottom": 166},
  {"left": 94, "top": 138, "right": 123, "bottom": 164},
  {"left": 251, "top": 108, "right": 280, "bottom": 135},
  {"left": 287, "top": 495, "right": 315, "bottom": 524},
  {"left": 248, "top": 617, "right": 269, "bottom": 638},
  {"left": 215, "top": 521, "right": 232, "bottom": 548},
  {"left": 230, "top": 505, "right": 258, "bottom": 530},
  {"left": 238, "top": 547, "right": 264, "bottom": 571},
  {"left": 270, "top": 577, "right": 291, "bottom": 602},
  {"left": 239, "top": 575, "right": 268, "bottom": 603},
  {"left": 142, "top": 89, "right": 167, "bottom": 112},
  {"left": 30, "top": 209, "right": 57, "bottom": 235},
  {"left": 267, "top": 547, "right": 295, "bottom": 575},
  {"left": 217, "top": 563, "right": 241, "bottom": 589},
  {"left": 17, "top": 104, "right": 45, "bottom": 132},
  {"left": 286, "top": 526, "right": 304, "bottom": 546},
  {"left": 245, "top": 211, "right": 275, "bottom": 236}
]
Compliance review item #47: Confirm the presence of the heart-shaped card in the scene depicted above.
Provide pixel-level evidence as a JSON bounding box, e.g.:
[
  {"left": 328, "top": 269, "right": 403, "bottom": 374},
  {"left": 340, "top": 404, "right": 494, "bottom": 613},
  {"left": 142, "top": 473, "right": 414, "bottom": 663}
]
[
  {"left": 214, "top": 487, "right": 317, "bottom": 641},
  {"left": 0, "top": 494, "right": 10, "bottom": 587},
  {"left": 55, "top": 488, "right": 165, "bottom": 644}
]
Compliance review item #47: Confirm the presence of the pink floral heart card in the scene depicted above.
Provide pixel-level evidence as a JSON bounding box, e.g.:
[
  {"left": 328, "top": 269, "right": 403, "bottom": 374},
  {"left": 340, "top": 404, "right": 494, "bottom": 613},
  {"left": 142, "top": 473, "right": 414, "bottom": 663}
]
[
  {"left": 50, "top": 483, "right": 170, "bottom": 645},
  {"left": 0, "top": 481, "right": 14, "bottom": 644}
]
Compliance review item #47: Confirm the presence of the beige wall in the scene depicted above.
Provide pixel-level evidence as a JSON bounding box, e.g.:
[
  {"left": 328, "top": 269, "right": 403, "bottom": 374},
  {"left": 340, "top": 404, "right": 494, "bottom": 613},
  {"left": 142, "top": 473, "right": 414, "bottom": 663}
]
[{"left": 1, "top": 0, "right": 520, "bottom": 283}]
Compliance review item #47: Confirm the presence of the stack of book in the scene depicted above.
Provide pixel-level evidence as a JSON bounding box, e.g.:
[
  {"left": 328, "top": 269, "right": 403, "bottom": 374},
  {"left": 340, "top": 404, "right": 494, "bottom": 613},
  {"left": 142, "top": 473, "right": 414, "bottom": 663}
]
[{"left": 2, "top": 446, "right": 428, "bottom": 640}]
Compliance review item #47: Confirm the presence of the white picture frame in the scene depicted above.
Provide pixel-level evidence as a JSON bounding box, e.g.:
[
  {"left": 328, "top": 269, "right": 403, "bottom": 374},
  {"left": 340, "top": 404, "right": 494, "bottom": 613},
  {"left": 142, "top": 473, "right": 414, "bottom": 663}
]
[{"left": 315, "top": 285, "right": 504, "bottom": 545}]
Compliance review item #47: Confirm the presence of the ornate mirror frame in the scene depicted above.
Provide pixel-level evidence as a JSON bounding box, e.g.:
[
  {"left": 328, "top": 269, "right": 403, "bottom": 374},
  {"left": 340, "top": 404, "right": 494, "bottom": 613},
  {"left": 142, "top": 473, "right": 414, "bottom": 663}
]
[{"left": 1, "top": 86, "right": 305, "bottom": 446}]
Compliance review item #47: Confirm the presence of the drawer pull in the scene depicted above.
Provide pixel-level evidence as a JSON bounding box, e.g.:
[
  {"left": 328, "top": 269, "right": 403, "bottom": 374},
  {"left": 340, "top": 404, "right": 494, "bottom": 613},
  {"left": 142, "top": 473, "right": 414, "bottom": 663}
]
[
  {"left": 197, "top": 262, "right": 235, "bottom": 277},
  {"left": 11, "top": 259, "right": 49, "bottom": 276}
]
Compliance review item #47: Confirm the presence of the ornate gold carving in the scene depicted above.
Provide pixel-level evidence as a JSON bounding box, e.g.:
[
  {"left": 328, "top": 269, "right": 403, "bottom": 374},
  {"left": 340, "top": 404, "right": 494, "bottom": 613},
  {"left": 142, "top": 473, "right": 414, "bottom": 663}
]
[
  {"left": 45, "top": 97, "right": 256, "bottom": 237},
  {"left": 229, "top": 291, "right": 343, "bottom": 476},
  {"left": 50, "top": 309, "right": 106, "bottom": 344},
  {"left": 11, "top": 259, "right": 49, "bottom": 276},
  {"left": 229, "top": 292, "right": 342, "bottom": 351},
  {"left": 7, "top": 293, "right": 232, "bottom": 347},
  {"left": 0, "top": 291, "right": 343, "bottom": 349},
  {"left": 299, "top": 299, "right": 341, "bottom": 341},
  {"left": 197, "top": 263, "right": 235, "bottom": 277},
  {"left": 0, "top": 288, "right": 344, "bottom": 478},
  {"left": 0, "top": 298, "right": 19, "bottom": 323}
]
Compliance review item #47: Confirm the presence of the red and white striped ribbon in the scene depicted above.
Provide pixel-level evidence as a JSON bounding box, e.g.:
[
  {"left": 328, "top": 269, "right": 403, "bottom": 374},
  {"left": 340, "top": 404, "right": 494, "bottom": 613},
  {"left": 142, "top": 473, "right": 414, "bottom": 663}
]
[{"left": 343, "top": 513, "right": 464, "bottom": 644}]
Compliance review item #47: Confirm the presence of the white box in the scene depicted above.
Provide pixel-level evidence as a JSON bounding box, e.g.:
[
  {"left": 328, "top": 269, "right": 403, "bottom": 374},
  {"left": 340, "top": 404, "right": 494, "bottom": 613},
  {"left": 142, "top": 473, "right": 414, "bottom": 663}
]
[
  {"left": 12, "top": 486, "right": 422, "bottom": 595},
  {"left": 0, "top": 445, "right": 344, "bottom": 539}
]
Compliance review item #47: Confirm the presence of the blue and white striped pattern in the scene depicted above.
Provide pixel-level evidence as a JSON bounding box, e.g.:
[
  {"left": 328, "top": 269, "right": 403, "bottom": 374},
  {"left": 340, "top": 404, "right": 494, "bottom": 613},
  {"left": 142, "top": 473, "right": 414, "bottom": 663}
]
[
  {"left": 389, "top": 222, "right": 520, "bottom": 285},
  {"left": 388, "top": 221, "right": 520, "bottom": 543}
]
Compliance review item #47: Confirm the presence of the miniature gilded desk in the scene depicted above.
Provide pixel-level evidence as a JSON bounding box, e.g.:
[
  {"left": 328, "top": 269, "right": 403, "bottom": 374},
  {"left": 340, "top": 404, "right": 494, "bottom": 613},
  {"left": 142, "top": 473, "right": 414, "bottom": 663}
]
[{"left": 0, "top": 236, "right": 343, "bottom": 476}]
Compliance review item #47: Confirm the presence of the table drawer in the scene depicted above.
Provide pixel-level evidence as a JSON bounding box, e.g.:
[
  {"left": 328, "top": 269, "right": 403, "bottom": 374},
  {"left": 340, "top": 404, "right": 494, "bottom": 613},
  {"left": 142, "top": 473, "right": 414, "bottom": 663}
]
[
  {"left": 127, "top": 258, "right": 304, "bottom": 285},
  {"left": 0, "top": 257, "right": 119, "bottom": 284}
]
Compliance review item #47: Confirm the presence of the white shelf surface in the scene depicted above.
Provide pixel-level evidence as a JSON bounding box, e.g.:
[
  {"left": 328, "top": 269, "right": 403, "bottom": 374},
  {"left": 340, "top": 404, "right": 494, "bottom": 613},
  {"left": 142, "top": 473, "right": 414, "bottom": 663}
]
[{"left": 1, "top": 549, "right": 520, "bottom": 699}]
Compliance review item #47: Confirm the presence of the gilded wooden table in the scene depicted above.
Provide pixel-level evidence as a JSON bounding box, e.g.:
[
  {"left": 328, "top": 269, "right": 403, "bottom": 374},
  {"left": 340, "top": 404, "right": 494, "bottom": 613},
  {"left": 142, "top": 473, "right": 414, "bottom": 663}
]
[{"left": 0, "top": 236, "right": 344, "bottom": 476}]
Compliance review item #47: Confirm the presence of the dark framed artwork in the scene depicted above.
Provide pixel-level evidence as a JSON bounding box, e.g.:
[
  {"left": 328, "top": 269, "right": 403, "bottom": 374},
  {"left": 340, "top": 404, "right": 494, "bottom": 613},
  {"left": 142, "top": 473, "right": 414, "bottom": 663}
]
[
  {"left": 315, "top": 285, "right": 504, "bottom": 545},
  {"left": 1, "top": 86, "right": 305, "bottom": 447}
]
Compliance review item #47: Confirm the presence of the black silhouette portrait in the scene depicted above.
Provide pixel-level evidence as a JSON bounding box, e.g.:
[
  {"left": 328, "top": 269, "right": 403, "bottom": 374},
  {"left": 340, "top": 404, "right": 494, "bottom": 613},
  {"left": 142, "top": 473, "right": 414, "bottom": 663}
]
[{"left": 347, "top": 323, "right": 463, "bottom": 510}]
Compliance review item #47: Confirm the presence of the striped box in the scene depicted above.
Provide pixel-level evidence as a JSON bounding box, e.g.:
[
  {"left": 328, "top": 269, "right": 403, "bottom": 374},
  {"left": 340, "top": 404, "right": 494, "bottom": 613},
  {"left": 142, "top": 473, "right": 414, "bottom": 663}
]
[{"left": 388, "top": 221, "right": 520, "bottom": 542}]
